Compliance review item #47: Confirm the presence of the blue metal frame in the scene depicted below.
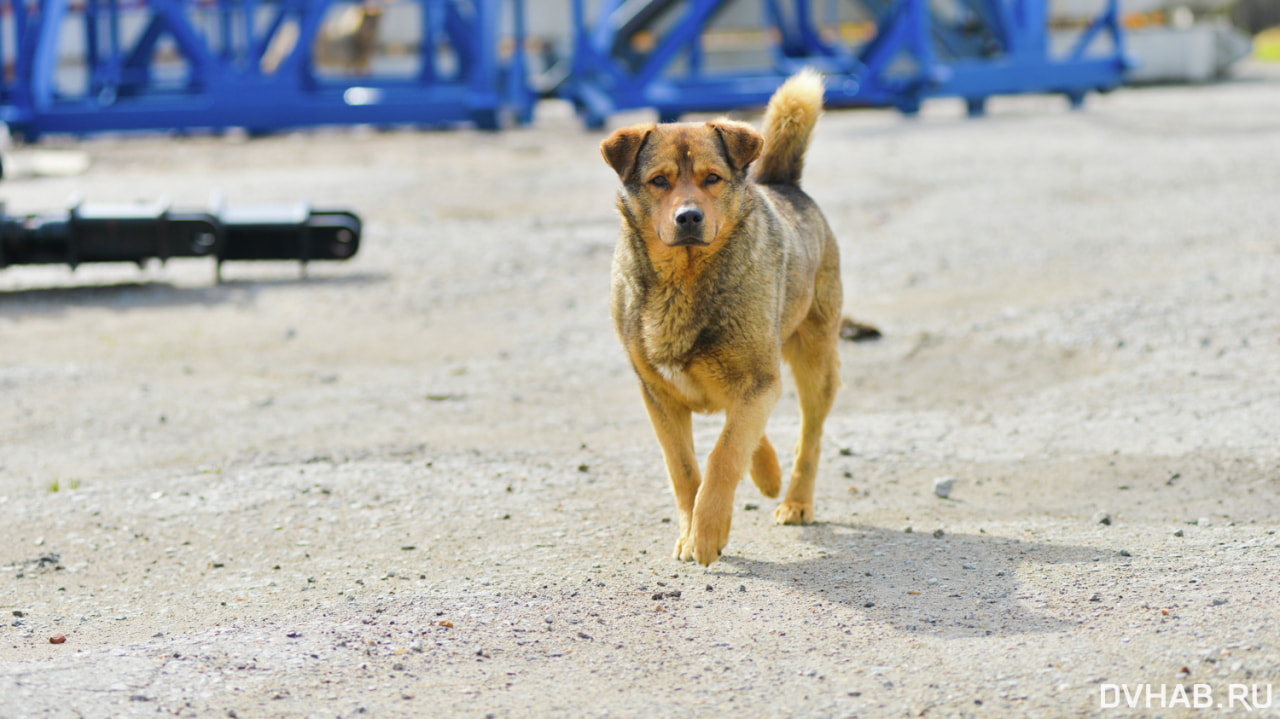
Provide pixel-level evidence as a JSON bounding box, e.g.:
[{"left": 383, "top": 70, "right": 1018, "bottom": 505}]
[
  {"left": 0, "top": 0, "right": 533, "bottom": 138},
  {"left": 566, "top": 0, "right": 1134, "bottom": 127}
]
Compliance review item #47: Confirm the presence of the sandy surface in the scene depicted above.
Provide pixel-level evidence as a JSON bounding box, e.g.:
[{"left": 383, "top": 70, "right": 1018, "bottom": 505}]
[{"left": 2, "top": 66, "right": 1279, "bottom": 718}]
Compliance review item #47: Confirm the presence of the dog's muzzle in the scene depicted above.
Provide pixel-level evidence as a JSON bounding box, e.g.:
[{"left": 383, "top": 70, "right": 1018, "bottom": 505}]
[{"left": 671, "top": 205, "right": 707, "bottom": 246}]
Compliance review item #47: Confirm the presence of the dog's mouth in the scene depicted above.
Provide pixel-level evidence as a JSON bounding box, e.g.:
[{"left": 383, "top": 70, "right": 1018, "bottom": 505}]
[{"left": 669, "top": 234, "right": 710, "bottom": 247}]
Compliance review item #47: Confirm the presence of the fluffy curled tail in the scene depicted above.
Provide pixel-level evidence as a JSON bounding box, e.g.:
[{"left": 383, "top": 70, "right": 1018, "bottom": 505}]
[{"left": 752, "top": 69, "right": 825, "bottom": 186}]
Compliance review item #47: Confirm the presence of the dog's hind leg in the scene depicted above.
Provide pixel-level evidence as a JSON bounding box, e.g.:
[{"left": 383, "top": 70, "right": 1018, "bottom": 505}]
[
  {"left": 775, "top": 320, "right": 841, "bottom": 525},
  {"left": 641, "top": 386, "right": 701, "bottom": 560},
  {"left": 750, "top": 435, "right": 782, "bottom": 499}
]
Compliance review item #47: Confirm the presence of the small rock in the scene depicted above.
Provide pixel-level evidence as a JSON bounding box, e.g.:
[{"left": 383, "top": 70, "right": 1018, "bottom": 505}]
[
  {"left": 1118, "top": 549, "right": 1132, "bottom": 557},
  {"left": 743, "top": 503, "right": 759, "bottom": 511},
  {"left": 903, "top": 526, "right": 913, "bottom": 534},
  {"left": 392, "top": 663, "right": 405, "bottom": 671},
  {"left": 1089, "top": 594, "right": 1101, "bottom": 602},
  {"left": 49, "top": 634, "right": 66, "bottom": 644},
  {"left": 927, "top": 577, "right": 939, "bottom": 585},
  {"left": 932, "top": 529, "right": 945, "bottom": 539},
  {"left": 1173, "top": 529, "right": 1185, "bottom": 537},
  {"left": 1211, "top": 598, "right": 1228, "bottom": 606},
  {"left": 577, "top": 631, "right": 592, "bottom": 640},
  {"left": 962, "top": 563, "right": 976, "bottom": 570},
  {"left": 932, "top": 477, "right": 961, "bottom": 499},
  {"left": 11, "top": 610, "right": 23, "bottom": 618},
  {"left": 544, "top": 616, "right": 554, "bottom": 624},
  {"left": 1092, "top": 512, "right": 1112, "bottom": 526},
  {"left": 1196, "top": 517, "right": 1212, "bottom": 527},
  {"left": 705, "top": 584, "right": 714, "bottom": 592},
  {"left": 738, "top": 585, "right": 746, "bottom": 593}
]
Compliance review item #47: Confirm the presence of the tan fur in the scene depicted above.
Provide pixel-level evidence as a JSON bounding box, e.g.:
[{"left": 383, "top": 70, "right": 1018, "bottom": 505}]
[
  {"left": 753, "top": 68, "right": 824, "bottom": 186},
  {"left": 602, "top": 71, "right": 842, "bottom": 566}
]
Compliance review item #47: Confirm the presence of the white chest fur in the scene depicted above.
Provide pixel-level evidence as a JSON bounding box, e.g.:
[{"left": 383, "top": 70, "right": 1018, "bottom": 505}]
[{"left": 656, "top": 362, "right": 708, "bottom": 406}]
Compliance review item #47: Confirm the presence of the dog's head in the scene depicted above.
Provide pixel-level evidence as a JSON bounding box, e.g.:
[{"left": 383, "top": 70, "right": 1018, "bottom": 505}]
[{"left": 601, "top": 119, "right": 762, "bottom": 250}]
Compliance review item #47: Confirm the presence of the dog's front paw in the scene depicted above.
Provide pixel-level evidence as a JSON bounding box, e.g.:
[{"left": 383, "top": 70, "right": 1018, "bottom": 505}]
[
  {"left": 688, "top": 512, "right": 731, "bottom": 566},
  {"left": 773, "top": 502, "right": 813, "bottom": 525},
  {"left": 673, "top": 532, "right": 695, "bottom": 562}
]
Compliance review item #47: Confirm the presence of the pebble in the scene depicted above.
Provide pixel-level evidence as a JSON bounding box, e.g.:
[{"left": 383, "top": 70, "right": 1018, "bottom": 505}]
[
  {"left": 1173, "top": 529, "right": 1185, "bottom": 537},
  {"left": 544, "top": 616, "right": 554, "bottom": 624},
  {"left": 1118, "top": 550, "right": 1131, "bottom": 557},
  {"left": 49, "top": 634, "right": 66, "bottom": 644},
  {"left": 932, "top": 477, "right": 961, "bottom": 499},
  {"left": 1092, "top": 512, "right": 1112, "bottom": 526},
  {"left": 932, "top": 529, "right": 945, "bottom": 539},
  {"left": 743, "top": 503, "right": 758, "bottom": 511},
  {"left": 1196, "top": 517, "right": 1212, "bottom": 527}
]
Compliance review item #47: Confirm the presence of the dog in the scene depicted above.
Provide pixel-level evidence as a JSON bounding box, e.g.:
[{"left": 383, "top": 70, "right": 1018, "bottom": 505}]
[{"left": 601, "top": 70, "right": 842, "bottom": 566}]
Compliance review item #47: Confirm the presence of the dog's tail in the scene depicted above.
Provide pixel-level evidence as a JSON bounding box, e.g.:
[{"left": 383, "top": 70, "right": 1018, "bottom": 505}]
[{"left": 753, "top": 69, "right": 824, "bottom": 186}]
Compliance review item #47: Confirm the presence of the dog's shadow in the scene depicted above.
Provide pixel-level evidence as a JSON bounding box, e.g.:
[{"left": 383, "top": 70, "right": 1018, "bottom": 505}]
[
  {"left": 0, "top": 272, "right": 386, "bottom": 318},
  {"left": 721, "top": 521, "right": 1110, "bottom": 638}
]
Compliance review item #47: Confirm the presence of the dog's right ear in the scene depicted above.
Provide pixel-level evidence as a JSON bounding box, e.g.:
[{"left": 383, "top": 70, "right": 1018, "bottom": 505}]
[{"left": 600, "top": 124, "right": 654, "bottom": 182}]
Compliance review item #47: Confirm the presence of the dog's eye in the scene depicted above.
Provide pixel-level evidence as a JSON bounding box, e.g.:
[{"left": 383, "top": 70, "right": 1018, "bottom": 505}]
[
  {"left": 704, "top": 173, "right": 721, "bottom": 186},
  {"left": 650, "top": 176, "right": 669, "bottom": 189}
]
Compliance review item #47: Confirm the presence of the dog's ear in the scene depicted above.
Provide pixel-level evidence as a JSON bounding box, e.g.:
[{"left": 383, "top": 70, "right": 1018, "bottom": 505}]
[
  {"left": 600, "top": 124, "right": 654, "bottom": 181},
  {"left": 709, "top": 119, "right": 763, "bottom": 171}
]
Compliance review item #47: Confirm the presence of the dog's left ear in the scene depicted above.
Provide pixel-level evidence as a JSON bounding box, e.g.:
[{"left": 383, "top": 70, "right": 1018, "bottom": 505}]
[
  {"left": 709, "top": 119, "right": 763, "bottom": 171},
  {"left": 600, "top": 124, "right": 654, "bottom": 182}
]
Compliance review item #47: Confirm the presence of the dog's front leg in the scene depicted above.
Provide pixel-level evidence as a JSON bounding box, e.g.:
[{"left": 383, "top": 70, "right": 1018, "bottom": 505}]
[
  {"left": 690, "top": 379, "right": 781, "bottom": 566},
  {"left": 640, "top": 385, "right": 701, "bottom": 559}
]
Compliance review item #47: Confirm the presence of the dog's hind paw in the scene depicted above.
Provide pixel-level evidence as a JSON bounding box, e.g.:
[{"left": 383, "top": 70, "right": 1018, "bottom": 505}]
[{"left": 773, "top": 502, "right": 813, "bottom": 525}]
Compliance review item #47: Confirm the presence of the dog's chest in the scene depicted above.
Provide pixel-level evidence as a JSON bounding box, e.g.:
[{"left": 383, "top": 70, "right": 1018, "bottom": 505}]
[{"left": 654, "top": 361, "right": 710, "bottom": 407}]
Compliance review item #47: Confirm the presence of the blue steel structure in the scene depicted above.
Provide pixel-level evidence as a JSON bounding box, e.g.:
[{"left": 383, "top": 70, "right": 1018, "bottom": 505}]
[
  {"left": 567, "top": 0, "right": 1133, "bottom": 126},
  {"left": 0, "top": 0, "right": 533, "bottom": 139},
  {"left": 0, "top": 0, "right": 1133, "bottom": 137}
]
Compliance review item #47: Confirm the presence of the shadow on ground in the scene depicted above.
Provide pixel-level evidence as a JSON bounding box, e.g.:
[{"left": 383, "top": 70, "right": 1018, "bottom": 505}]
[
  {"left": 0, "top": 272, "right": 386, "bottom": 317},
  {"left": 723, "top": 522, "right": 1109, "bottom": 639}
]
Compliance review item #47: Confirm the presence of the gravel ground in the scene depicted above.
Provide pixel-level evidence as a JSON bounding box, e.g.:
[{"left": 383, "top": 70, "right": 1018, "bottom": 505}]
[{"left": 2, "top": 64, "right": 1279, "bottom": 718}]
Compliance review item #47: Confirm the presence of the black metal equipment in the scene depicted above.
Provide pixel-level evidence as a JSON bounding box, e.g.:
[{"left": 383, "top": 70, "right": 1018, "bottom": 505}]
[{"left": 0, "top": 200, "right": 360, "bottom": 281}]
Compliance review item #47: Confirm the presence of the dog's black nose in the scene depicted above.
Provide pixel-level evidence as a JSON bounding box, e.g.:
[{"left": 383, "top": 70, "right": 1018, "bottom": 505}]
[{"left": 675, "top": 207, "right": 704, "bottom": 227}]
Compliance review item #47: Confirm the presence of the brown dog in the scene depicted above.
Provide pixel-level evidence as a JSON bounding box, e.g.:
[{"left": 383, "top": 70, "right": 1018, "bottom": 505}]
[{"left": 601, "top": 70, "right": 842, "bottom": 566}]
